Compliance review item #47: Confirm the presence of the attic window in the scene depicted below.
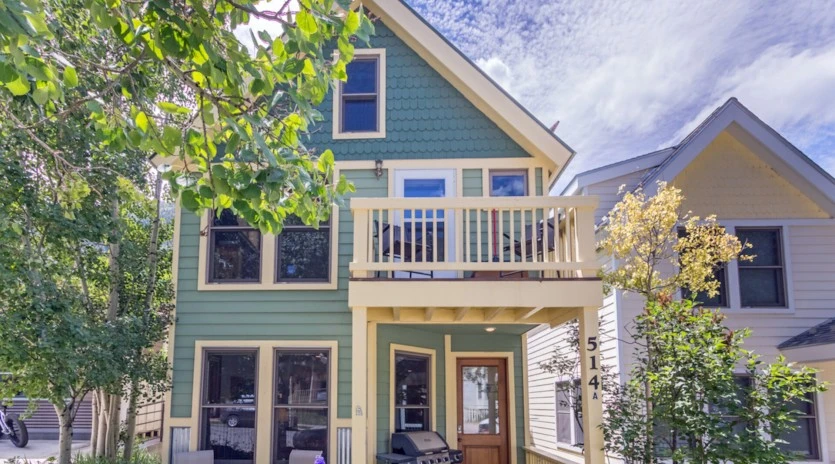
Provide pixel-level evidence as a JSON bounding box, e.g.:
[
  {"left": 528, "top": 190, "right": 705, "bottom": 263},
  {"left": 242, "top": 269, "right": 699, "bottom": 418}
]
[{"left": 334, "top": 48, "right": 386, "bottom": 139}]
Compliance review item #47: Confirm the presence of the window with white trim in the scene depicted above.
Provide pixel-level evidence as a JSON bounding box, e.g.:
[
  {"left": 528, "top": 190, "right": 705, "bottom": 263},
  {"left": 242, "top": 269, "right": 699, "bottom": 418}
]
[
  {"left": 273, "top": 349, "right": 330, "bottom": 464},
  {"left": 394, "top": 351, "right": 431, "bottom": 432},
  {"left": 736, "top": 228, "right": 786, "bottom": 307},
  {"left": 334, "top": 49, "right": 385, "bottom": 138},
  {"left": 555, "top": 380, "right": 583, "bottom": 447},
  {"left": 208, "top": 210, "right": 262, "bottom": 283},
  {"left": 200, "top": 350, "right": 258, "bottom": 464}
]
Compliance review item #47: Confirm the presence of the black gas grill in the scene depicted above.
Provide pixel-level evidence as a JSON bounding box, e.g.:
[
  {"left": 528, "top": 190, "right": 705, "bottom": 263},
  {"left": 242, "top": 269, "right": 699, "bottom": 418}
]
[{"left": 377, "top": 431, "right": 464, "bottom": 464}]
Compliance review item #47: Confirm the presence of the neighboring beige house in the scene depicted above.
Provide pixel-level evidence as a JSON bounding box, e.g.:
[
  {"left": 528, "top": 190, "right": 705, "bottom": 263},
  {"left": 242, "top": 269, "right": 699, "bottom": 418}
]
[{"left": 526, "top": 98, "right": 835, "bottom": 463}]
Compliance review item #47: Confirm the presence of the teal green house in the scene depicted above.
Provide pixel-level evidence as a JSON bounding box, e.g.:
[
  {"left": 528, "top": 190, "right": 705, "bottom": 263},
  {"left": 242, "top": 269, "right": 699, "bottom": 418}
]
[{"left": 160, "top": 1, "right": 605, "bottom": 463}]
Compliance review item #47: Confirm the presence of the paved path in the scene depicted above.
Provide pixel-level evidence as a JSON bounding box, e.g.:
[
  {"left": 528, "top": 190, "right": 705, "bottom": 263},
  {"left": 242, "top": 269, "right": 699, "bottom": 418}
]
[{"left": 0, "top": 440, "right": 89, "bottom": 462}]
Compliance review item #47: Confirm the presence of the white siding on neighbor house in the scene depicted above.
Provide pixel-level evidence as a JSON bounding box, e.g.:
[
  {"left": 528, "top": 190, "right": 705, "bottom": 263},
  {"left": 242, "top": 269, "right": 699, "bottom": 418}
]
[
  {"left": 584, "top": 169, "right": 652, "bottom": 224},
  {"left": 809, "top": 360, "right": 835, "bottom": 464},
  {"left": 526, "top": 255, "right": 621, "bottom": 455},
  {"left": 723, "top": 225, "right": 835, "bottom": 363}
]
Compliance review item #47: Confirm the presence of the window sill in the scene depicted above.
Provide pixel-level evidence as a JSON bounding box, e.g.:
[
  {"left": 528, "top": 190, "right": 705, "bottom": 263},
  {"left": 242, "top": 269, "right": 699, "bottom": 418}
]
[
  {"left": 332, "top": 130, "right": 386, "bottom": 140},
  {"left": 719, "top": 306, "right": 794, "bottom": 315},
  {"left": 197, "top": 281, "right": 338, "bottom": 291},
  {"left": 555, "top": 443, "right": 583, "bottom": 455}
]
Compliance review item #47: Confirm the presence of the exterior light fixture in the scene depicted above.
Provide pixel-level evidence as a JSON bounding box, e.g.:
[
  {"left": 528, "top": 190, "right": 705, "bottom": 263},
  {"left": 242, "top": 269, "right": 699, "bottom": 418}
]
[
  {"left": 484, "top": 327, "right": 496, "bottom": 333},
  {"left": 375, "top": 159, "right": 384, "bottom": 179}
]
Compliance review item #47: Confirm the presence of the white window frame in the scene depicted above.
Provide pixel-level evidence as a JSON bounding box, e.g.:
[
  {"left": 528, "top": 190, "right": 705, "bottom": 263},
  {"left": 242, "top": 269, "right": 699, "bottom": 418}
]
[
  {"left": 555, "top": 379, "right": 584, "bottom": 451},
  {"left": 332, "top": 48, "right": 386, "bottom": 140}
]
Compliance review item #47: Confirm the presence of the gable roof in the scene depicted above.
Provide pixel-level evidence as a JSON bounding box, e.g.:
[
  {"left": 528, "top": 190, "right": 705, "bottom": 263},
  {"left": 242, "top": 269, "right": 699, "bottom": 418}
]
[
  {"left": 561, "top": 98, "right": 835, "bottom": 216},
  {"left": 779, "top": 318, "right": 835, "bottom": 350},
  {"left": 360, "top": 0, "right": 574, "bottom": 180},
  {"left": 561, "top": 147, "right": 673, "bottom": 195}
]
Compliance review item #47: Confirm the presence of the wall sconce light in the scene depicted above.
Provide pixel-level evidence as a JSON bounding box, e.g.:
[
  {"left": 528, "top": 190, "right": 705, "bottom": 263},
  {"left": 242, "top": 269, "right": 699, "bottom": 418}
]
[{"left": 375, "top": 159, "right": 383, "bottom": 179}]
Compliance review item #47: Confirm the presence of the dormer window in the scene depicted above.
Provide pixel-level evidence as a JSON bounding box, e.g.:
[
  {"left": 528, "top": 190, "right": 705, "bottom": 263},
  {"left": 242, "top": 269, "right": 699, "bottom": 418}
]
[{"left": 333, "top": 48, "right": 386, "bottom": 139}]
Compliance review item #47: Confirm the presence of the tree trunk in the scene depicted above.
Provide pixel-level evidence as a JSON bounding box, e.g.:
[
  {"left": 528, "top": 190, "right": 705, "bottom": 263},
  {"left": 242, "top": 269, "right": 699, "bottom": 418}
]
[
  {"left": 55, "top": 404, "right": 74, "bottom": 464},
  {"left": 123, "top": 386, "right": 139, "bottom": 461},
  {"left": 107, "top": 393, "right": 120, "bottom": 458},
  {"left": 96, "top": 391, "right": 109, "bottom": 457},
  {"left": 124, "top": 171, "right": 164, "bottom": 461},
  {"left": 90, "top": 393, "right": 98, "bottom": 453}
]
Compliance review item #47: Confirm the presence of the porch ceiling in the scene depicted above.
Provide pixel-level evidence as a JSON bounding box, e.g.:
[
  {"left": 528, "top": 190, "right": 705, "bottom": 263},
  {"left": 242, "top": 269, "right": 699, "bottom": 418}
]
[{"left": 365, "top": 306, "right": 579, "bottom": 328}]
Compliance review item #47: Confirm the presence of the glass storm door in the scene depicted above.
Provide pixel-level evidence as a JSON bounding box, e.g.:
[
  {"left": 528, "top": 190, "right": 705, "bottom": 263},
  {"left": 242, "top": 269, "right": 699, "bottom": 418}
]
[{"left": 394, "top": 170, "right": 456, "bottom": 278}]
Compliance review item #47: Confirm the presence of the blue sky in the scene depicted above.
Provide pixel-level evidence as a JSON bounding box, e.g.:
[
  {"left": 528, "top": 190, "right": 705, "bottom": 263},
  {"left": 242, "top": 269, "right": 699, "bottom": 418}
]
[{"left": 403, "top": 0, "right": 835, "bottom": 187}]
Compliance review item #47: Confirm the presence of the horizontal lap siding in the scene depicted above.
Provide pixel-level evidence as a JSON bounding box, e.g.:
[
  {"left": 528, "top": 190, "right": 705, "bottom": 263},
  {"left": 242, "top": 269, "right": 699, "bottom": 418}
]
[
  {"left": 585, "top": 170, "right": 651, "bottom": 224},
  {"left": 375, "top": 326, "right": 446, "bottom": 456},
  {"left": 170, "top": 170, "right": 387, "bottom": 419},
  {"left": 8, "top": 397, "right": 93, "bottom": 438},
  {"left": 724, "top": 225, "right": 835, "bottom": 362}
]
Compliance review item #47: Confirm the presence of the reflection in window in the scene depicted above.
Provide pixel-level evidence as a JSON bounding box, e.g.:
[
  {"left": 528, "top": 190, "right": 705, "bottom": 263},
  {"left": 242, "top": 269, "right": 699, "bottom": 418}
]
[
  {"left": 274, "top": 349, "right": 330, "bottom": 464},
  {"left": 403, "top": 179, "right": 446, "bottom": 262},
  {"left": 490, "top": 170, "right": 528, "bottom": 197},
  {"left": 555, "top": 380, "right": 583, "bottom": 447},
  {"left": 341, "top": 58, "right": 379, "bottom": 133},
  {"left": 209, "top": 210, "right": 261, "bottom": 283},
  {"left": 461, "top": 366, "right": 500, "bottom": 434},
  {"left": 737, "top": 228, "right": 786, "bottom": 307},
  {"left": 201, "top": 350, "right": 258, "bottom": 464},
  {"left": 394, "top": 352, "right": 431, "bottom": 432},
  {"left": 276, "top": 216, "right": 330, "bottom": 282}
]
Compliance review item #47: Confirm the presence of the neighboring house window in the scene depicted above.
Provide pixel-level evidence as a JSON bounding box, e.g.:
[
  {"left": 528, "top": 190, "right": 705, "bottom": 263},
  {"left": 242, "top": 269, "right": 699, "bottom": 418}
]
[
  {"left": 678, "top": 228, "right": 728, "bottom": 307},
  {"left": 200, "top": 350, "right": 258, "bottom": 464},
  {"left": 208, "top": 210, "right": 261, "bottom": 283},
  {"left": 778, "top": 391, "right": 821, "bottom": 460},
  {"left": 274, "top": 349, "right": 330, "bottom": 463},
  {"left": 555, "top": 380, "right": 583, "bottom": 447},
  {"left": 334, "top": 49, "right": 386, "bottom": 138},
  {"left": 489, "top": 170, "right": 528, "bottom": 197},
  {"left": 276, "top": 216, "right": 331, "bottom": 282},
  {"left": 736, "top": 228, "right": 786, "bottom": 307},
  {"left": 394, "top": 352, "right": 431, "bottom": 432}
]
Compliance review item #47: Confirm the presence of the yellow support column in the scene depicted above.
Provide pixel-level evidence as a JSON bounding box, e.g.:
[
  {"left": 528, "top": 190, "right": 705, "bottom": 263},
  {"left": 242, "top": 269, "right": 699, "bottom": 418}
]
[
  {"left": 578, "top": 306, "right": 605, "bottom": 463},
  {"left": 352, "top": 307, "right": 369, "bottom": 464}
]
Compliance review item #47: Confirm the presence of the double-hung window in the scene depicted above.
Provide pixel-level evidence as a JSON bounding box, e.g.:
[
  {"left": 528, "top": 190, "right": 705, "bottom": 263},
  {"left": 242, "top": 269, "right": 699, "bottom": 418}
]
[
  {"left": 200, "top": 350, "right": 258, "bottom": 464},
  {"left": 678, "top": 228, "right": 728, "bottom": 307},
  {"left": 208, "top": 210, "right": 262, "bottom": 283},
  {"left": 393, "top": 352, "right": 431, "bottom": 432},
  {"left": 555, "top": 380, "right": 583, "bottom": 447},
  {"left": 276, "top": 216, "right": 331, "bottom": 282},
  {"left": 778, "top": 391, "right": 821, "bottom": 460},
  {"left": 336, "top": 50, "right": 385, "bottom": 137},
  {"left": 736, "top": 228, "right": 786, "bottom": 307},
  {"left": 274, "top": 349, "right": 330, "bottom": 463}
]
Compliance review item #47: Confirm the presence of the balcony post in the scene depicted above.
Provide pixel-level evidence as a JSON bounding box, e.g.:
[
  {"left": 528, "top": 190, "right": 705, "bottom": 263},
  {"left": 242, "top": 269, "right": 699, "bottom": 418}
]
[
  {"left": 578, "top": 306, "right": 605, "bottom": 464},
  {"left": 575, "top": 205, "right": 597, "bottom": 278},
  {"left": 352, "top": 207, "right": 371, "bottom": 278},
  {"left": 351, "top": 307, "right": 368, "bottom": 464}
]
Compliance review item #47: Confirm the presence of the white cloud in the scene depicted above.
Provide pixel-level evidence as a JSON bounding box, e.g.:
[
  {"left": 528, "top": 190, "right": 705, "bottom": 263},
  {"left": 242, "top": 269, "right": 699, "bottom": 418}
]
[{"left": 406, "top": 0, "right": 835, "bottom": 186}]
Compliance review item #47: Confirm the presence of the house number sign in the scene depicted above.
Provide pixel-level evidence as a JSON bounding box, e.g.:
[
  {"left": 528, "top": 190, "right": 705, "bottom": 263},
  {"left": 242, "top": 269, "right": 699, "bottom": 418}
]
[{"left": 587, "top": 336, "right": 600, "bottom": 400}]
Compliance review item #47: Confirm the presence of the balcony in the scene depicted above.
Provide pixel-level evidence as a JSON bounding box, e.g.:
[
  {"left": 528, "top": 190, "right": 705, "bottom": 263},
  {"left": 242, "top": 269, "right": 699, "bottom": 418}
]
[{"left": 348, "top": 196, "right": 603, "bottom": 317}]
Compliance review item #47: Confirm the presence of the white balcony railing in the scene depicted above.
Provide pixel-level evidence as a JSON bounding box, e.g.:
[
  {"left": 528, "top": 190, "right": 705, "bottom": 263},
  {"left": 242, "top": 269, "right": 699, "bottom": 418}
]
[{"left": 350, "top": 196, "right": 599, "bottom": 279}]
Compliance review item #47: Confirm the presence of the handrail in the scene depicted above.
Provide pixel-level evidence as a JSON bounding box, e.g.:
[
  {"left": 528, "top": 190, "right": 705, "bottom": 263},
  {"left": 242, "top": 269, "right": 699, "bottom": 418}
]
[{"left": 350, "top": 195, "right": 599, "bottom": 279}]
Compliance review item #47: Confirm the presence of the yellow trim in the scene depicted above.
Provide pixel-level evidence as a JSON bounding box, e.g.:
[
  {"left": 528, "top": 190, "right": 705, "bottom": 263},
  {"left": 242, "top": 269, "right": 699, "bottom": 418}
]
[
  {"left": 445, "top": 350, "right": 518, "bottom": 464},
  {"left": 332, "top": 48, "right": 387, "bottom": 140},
  {"left": 351, "top": 308, "right": 369, "bottom": 464},
  {"left": 161, "top": 201, "right": 182, "bottom": 464},
  {"left": 443, "top": 335, "right": 456, "bottom": 447},
  {"left": 367, "top": 322, "right": 378, "bottom": 464},
  {"left": 389, "top": 343, "right": 438, "bottom": 436},
  {"left": 359, "top": 0, "right": 570, "bottom": 172},
  {"left": 521, "top": 333, "right": 531, "bottom": 447},
  {"left": 187, "top": 340, "right": 340, "bottom": 463},
  {"left": 196, "top": 206, "right": 339, "bottom": 291},
  {"left": 336, "top": 158, "right": 547, "bottom": 173}
]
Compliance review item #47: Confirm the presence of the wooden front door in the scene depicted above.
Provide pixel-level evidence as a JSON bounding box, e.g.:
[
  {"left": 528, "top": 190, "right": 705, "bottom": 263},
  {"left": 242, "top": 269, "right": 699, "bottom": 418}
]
[{"left": 456, "top": 358, "right": 509, "bottom": 464}]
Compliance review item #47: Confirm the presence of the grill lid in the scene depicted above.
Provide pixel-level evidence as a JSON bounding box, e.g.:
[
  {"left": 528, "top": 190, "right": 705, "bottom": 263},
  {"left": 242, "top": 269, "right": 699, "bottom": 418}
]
[{"left": 391, "top": 431, "right": 450, "bottom": 456}]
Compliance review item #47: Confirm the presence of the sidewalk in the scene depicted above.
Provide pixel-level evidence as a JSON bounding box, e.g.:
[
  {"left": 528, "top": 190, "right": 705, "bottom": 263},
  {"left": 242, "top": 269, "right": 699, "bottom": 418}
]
[{"left": 0, "top": 440, "right": 89, "bottom": 463}]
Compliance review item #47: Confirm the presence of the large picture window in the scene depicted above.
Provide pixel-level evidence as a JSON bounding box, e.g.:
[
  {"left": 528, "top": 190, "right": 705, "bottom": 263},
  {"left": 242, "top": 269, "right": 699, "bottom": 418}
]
[
  {"left": 208, "top": 210, "right": 262, "bottom": 283},
  {"left": 736, "top": 228, "right": 786, "bottom": 307},
  {"left": 394, "top": 352, "right": 431, "bottom": 432},
  {"left": 276, "top": 216, "right": 330, "bottom": 282},
  {"left": 273, "top": 349, "right": 330, "bottom": 464},
  {"left": 200, "top": 350, "right": 258, "bottom": 464}
]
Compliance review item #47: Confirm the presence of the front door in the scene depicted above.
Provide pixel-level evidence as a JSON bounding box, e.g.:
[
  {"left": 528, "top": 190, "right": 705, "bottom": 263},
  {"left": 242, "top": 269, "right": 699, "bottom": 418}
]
[
  {"left": 394, "top": 169, "right": 456, "bottom": 278},
  {"left": 456, "top": 358, "right": 509, "bottom": 464}
]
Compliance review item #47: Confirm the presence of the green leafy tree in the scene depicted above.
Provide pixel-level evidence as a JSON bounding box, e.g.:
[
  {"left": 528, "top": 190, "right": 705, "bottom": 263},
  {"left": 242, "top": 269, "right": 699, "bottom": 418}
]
[
  {"left": 598, "top": 181, "right": 827, "bottom": 463},
  {"left": 605, "top": 300, "right": 825, "bottom": 464}
]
